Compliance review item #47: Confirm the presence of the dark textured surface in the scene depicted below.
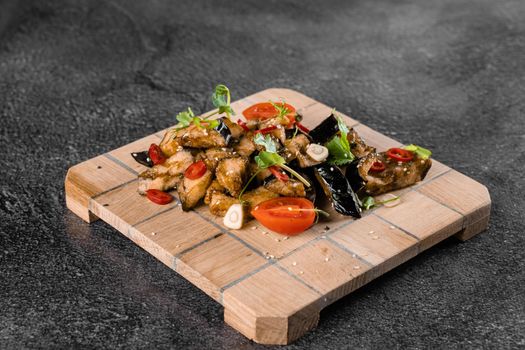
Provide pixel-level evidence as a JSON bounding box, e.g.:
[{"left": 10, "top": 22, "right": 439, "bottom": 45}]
[{"left": 1, "top": 0, "right": 524, "bottom": 348}]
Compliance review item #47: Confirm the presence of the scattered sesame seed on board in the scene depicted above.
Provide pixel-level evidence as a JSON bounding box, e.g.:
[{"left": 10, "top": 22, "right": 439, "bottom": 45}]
[
  {"left": 353, "top": 265, "right": 361, "bottom": 270},
  {"left": 292, "top": 261, "right": 297, "bottom": 266},
  {"left": 299, "top": 271, "right": 304, "bottom": 275},
  {"left": 324, "top": 257, "right": 330, "bottom": 262},
  {"left": 390, "top": 225, "right": 396, "bottom": 229}
]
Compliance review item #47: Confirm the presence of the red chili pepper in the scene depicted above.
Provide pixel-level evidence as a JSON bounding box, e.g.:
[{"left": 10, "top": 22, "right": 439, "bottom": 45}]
[
  {"left": 254, "top": 125, "right": 278, "bottom": 134},
  {"left": 146, "top": 189, "right": 174, "bottom": 205},
  {"left": 184, "top": 160, "right": 207, "bottom": 180},
  {"left": 269, "top": 166, "right": 289, "bottom": 182},
  {"left": 237, "top": 119, "right": 250, "bottom": 132},
  {"left": 148, "top": 143, "right": 166, "bottom": 165},
  {"left": 386, "top": 148, "right": 414, "bottom": 162},
  {"left": 370, "top": 161, "right": 386, "bottom": 172},
  {"left": 296, "top": 122, "right": 310, "bottom": 133}
]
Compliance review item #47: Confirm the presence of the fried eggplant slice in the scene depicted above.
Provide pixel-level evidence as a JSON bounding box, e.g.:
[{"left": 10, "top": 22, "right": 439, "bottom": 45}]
[
  {"left": 242, "top": 186, "right": 279, "bottom": 208},
  {"left": 309, "top": 114, "right": 339, "bottom": 144},
  {"left": 138, "top": 169, "right": 180, "bottom": 194},
  {"left": 178, "top": 170, "right": 213, "bottom": 211},
  {"left": 201, "top": 147, "right": 235, "bottom": 171},
  {"left": 283, "top": 134, "right": 321, "bottom": 168},
  {"left": 264, "top": 178, "right": 306, "bottom": 197},
  {"left": 357, "top": 152, "right": 432, "bottom": 195},
  {"left": 166, "top": 150, "right": 194, "bottom": 176},
  {"left": 175, "top": 123, "right": 228, "bottom": 149},
  {"left": 233, "top": 134, "right": 257, "bottom": 157},
  {"left": 216, "top": 157, "right": 249, "bottom": 197},
  {"left": 347, "top": 128, "right": 375, "bottom": 158},
  {"left": 314, "top": 164, "right": 362, "bottom": 218},
  {"left": 208, "top": 192, "right": 240, "bottom": 216}
]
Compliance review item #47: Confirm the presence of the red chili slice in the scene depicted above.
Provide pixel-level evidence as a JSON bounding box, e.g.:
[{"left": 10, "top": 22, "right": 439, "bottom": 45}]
[
  {"left": 146, "top": 189, "right": 173, "bottom": 205},
  {"left": 237, "top": 119, "right": 250, "bottom": 132},
  {"left": 370, "top": 161, "right": 386, "bottom": 172},
  {"left": 296, "top": 122, "right": 310, "bottom": 133},
  {"left": 184, "top": 160, "right": 207, "bottom": 180},
  {"left": 254, "top": 125, "right": 278, "bottom": 134},
  {"left": 269, "top": 166, "right": 289, "bottom": 182},
  {"left": 386, "top": 148, "right": 414, "bottom": 162},
  {"left": 148, "top": 143, "right": 166, "bottom": 165}
]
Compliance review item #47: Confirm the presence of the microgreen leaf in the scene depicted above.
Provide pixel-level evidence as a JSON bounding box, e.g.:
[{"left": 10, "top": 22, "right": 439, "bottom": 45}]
[
  {"left": 360, "top": 195, "right": 400, "bottom": 210},
  {"left": 270, "top": 101, "right": 291, "bottom": 119},
  {"left": 212, "top": 84, "right": 235, "bottom": 118},
  {"left": 361, "top": 196, "right": 375, "bottom": 210},
  {"left": 404, "top": 144, "right": 432, "bottom": 159}
]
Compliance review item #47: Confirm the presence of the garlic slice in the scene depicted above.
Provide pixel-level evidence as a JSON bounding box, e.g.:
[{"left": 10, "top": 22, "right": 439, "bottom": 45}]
[
  {"left": 223, "top": 204, "right": 244, "bottom": 229},
  {"left": 306, "top": 144, "right": 329, "bottom": 162}
]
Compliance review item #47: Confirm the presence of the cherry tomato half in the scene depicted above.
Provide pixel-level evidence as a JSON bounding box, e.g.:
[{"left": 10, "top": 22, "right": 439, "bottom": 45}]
[
  {"left": 184, "top": 160, "right": 207, "bottom": 180},
  {"left": 269, "top": 166, "right": 289, "bottom": 182},
  {"left": 242, "top": 102, "right": 296, "bottom": 120},
  {"left": 251, "top": 197, "right": 316, "bottom": 235},
  {"left": 148, "top": 143, "right": 167, "bottom": 165},
  {"left": 146, "top": 189, "right": 174, "bottom": 205},
  {"left": 370, "top": 161, "right": 386, "bottom": 172},
  {"left": 386, "top": 148, "right": 414, "bottom": 163}
]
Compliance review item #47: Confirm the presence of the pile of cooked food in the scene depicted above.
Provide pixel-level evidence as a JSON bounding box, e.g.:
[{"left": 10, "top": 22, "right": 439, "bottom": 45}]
[{"left": 131, "top": 85, "right": 432, "bottom": 235}]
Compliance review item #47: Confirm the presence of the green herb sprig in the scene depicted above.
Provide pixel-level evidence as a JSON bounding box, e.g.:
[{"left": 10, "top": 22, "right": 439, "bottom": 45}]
[
  {"left": 325, "top": 110, "right": 355, "bottom": 165},
  {"left": 360, "top": 195, "right": 400, "bottom": 210}
]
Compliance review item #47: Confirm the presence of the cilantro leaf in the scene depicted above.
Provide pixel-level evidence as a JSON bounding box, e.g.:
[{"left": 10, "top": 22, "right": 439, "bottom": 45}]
[
  {"left": 325, "top": 111, "right": 354, "bottom": 165},
  {"left": 253, "top": 133, "right": 278, "bottom": 153},
  {"left": 326, "top": 135, "right": 355, "bottom": 165},
  {"left": 255, "top": 151, "right": 284, "bottom": 169},
  {"left": 175, "top": 107, "right": 195, "bottom": 129},
  {"left": 404, "top": 144, "right": 432, "bottom": 159}
]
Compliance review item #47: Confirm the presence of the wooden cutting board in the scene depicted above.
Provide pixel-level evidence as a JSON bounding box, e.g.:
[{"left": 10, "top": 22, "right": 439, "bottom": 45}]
[{"left": 65, "top": 88, "right": 491, "bottom": 345}]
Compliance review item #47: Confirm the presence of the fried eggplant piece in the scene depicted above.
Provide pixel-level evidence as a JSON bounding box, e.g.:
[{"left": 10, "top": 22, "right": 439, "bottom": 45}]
[
  {"left": 216, "top": 157, "right": 249, "bottom": 197},
  {"left": 264, "top": 178, "right": 306, "bottom": 197},
  {"left": 242, "top": 186, "right": 279, "bottom": 208},
  {"left": 357, "top": 152, "right": 432, "bottom": 195},
  {"left": 178, "top": 170, "right": 213, "bottom": 211},
  {"left": 283, "top": 134, "right": 321, "bottom": 168},
  {"left": 233, "top": 134, "right": 257, "bottom": 157}
]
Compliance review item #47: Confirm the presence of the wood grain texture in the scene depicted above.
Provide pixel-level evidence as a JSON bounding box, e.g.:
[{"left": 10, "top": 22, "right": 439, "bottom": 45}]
[{"left": 64, "top": 88, "right": 491, "bottom": 344}]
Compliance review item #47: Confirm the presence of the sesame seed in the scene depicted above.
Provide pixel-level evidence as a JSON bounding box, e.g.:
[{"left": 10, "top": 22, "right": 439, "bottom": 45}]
[
  {"left": 353, "top": 265, "right": 361, "bottom": 270},
  {"left": 324, "top": 257, "right": 330, "bottom": 262},
  {"left": 292, "top": 261, "right": 297, "bottom": 266},
  {"left": 390, "top": 225, "right": 396, "bottom": 229},
  {"left": 299, "top": 271, "right": 304, "bottom": 275},
  {"left": 369, "top": 230, "right": 374, "bottom": 234},
  {"left": 371, "top": 235, "right": 379, "bottom": 240},
  {"left": 274, "top": 238, "right": 280, "bottom": 242},
  {"left": 176, "top": 244, "right": 180, "bottom": 248},
  {"left": 283, "top": 236, "right": 289, "bottom": 240},
  {"left": 151, "top": 232, "right": 156, "bottom": 236},
  {"left": 352, "top": 254, "right": 356, "bottom": 258}
]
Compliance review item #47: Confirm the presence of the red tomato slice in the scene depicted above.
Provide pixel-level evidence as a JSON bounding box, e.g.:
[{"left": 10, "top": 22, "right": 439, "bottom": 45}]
[
  {"left": 148, "top": 143, "right": 166, "bottom": 165},
  {"left": 242, "top": 102, "right": 296, "bottom": 120},
  {"left": 269, "top": 166, "right": 289, "bottom": 182},
  {"left": 370, "top": 161, "right": 386, "bottom": 172},
  {"left": 251, "top": 197, "right": 316, "bottom": 235},
  {"left": 386, "top": 148, "right": 414, "bottom": 162},
  {"left": 184, "top": 160, "right": 207, "bottom": 180},
  {"left": 146, "top": 189, "right": 173, "bottom": 205}
]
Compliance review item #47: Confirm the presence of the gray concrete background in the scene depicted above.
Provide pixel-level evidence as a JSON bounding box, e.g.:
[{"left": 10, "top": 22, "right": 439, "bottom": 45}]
[{"left": 1, "top": 0, "right": 524, "bottom": 348}]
